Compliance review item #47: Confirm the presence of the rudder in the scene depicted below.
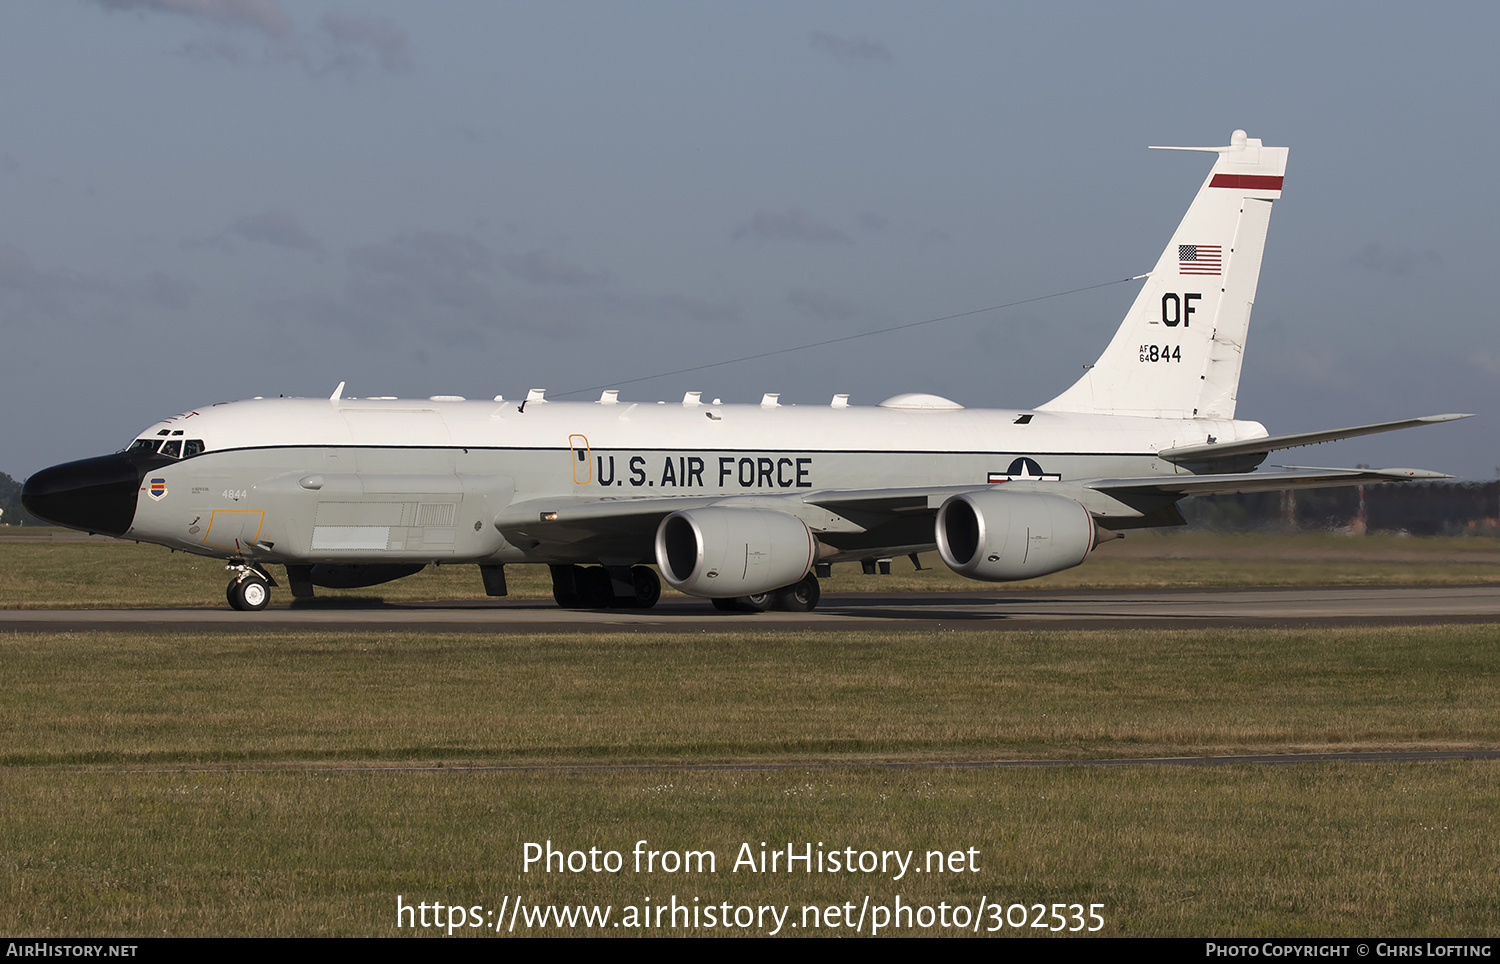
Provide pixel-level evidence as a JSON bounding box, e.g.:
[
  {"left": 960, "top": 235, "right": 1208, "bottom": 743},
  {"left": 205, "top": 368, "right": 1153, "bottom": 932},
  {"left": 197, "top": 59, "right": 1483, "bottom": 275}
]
[{"left": 1038, "top": 130, "right": 1288, "bottom": 419}]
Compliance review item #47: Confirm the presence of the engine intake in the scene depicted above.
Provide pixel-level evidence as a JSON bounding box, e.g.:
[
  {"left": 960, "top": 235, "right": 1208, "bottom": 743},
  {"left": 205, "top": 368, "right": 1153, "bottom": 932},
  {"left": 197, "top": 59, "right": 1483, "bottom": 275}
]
[
  {"left": 655, "top": 507, "right": 815, "bottom": 597},
  {"left": 936, "top": 490, "right": 1097, "bottom": 582}
]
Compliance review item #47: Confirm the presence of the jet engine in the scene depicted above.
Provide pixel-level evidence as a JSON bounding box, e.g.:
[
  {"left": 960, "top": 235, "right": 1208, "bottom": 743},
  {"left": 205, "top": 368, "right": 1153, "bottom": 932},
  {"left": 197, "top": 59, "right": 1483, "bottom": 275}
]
[
  {"left": 654, "top": 507, "right": 816, "bottom": 597},
  {"left": 935, "top": 490, "right": 1098, "bottom": 582}
]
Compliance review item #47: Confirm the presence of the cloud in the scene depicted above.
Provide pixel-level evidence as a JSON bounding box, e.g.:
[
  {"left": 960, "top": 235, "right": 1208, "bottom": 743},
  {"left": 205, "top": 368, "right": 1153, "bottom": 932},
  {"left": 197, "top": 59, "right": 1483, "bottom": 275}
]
[
  {"left": 502, "top": 249, "right": 609, "bottom": 288},
  {"left": 1470, "top": 351, "right": 1500, "bottom": 378},
  {"left": 144, "top": 272, "right": 194, "bottom": 310},
  {"left": 91, "top": 1, "right": 412, "bottom": 77},
  {"left": 259, "top": 231, "right": 540, "bottom": 345},
  {"left": 0, "top": 245, "right": 193, "bottom": 327},
  {"left": 178, "top": 36, "right": 248, "bottom": 65},
  {"left": 91, "top": 0, "right": 294, "bottom": 39},
  {"left": 350, "top": 232, "right": 489, "bottom": 277},
  {"left": 346, "top": 232, "right": 493, "bottom": 319},
  {"left": 231, "top": 208, "right": 322, "bottom": 252},
  {"left": 317, "top": 12, "right": 412, "bottom": 74},
  {"left": 599, "top": 293, "right": 740, "bottom": 326},
  {"left": 810, "top": 31, "right": 894, "bottom": 65},
  {"left": 786, "top": 289, "right": 865, "bottom": 322},
  {"left": 1352, "top": 243, "right": 1441, "bottom": 277},
  {"left": 259, "top": 229, "right": 737, "bottom": 348},
  {"left": 0, "top": 244, "right": 108, "bottom": 326},
  {"left": 732, "top": 209, "right": 853, "bottom": 244}
]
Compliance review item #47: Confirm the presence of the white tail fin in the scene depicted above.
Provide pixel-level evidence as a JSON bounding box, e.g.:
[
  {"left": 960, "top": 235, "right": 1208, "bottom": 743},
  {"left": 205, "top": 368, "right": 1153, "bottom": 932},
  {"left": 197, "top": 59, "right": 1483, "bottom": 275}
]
[{"left": 1039, "top": 130, "right": 1288, "bottom": 419}]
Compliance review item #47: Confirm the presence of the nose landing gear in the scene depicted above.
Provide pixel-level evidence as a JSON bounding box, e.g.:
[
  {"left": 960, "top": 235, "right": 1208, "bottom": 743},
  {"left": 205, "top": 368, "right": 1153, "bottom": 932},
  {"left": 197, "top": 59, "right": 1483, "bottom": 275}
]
[{"left": 226, "top": 562, "right": 275, "bottom": 611}]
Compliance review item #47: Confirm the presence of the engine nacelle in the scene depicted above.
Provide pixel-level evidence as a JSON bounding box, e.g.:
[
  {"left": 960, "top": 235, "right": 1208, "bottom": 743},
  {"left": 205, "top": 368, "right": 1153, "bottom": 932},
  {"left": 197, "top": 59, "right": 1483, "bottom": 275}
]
[
  {"left": 935, "top": 490, "right": 1097, "bottom": 582},
  {"left": 654, "top": 507, "right": 816, "bottom": 598}
]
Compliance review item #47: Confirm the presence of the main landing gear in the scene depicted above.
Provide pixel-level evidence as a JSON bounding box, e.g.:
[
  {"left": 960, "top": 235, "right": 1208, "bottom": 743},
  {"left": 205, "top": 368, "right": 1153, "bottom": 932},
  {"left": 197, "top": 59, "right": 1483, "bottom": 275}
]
[
  {"left": 710, "top": 573, "right": 821, "bottom": 613},
  {"left": 225, "top": 562, "right": 275, "bottom": 611},
  {"left": 550, "top": 564, "right": 662, "bottom": 610}
]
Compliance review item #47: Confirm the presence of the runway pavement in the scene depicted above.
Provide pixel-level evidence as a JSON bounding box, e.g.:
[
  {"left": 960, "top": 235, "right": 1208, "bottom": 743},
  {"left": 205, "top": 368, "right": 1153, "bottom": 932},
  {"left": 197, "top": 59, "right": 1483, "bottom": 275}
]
[{"left": 4, "top": 584, "right": 1499, "bottom": 634}]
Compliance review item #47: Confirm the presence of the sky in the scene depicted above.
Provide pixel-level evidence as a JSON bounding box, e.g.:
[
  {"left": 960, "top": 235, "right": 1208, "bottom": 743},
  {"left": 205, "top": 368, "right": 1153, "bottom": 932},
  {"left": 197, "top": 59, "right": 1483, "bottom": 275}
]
[{"left": 2, "top": 1, "right": 1496, "bottom": 482}]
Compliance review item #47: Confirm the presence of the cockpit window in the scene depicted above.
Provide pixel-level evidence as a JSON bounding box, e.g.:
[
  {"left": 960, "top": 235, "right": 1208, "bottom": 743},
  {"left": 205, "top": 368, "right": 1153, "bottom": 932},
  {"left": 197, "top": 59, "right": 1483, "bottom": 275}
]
[{"left": 126, "top": 437, "right": 206, "bottom": 458}]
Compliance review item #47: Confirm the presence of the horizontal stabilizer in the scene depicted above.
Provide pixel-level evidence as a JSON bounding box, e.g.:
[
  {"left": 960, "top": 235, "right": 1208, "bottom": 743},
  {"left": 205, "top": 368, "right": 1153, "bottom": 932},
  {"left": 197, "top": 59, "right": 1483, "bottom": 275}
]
[{"left": 1158, "top": 414, "right": 1473, "bottom": 463}]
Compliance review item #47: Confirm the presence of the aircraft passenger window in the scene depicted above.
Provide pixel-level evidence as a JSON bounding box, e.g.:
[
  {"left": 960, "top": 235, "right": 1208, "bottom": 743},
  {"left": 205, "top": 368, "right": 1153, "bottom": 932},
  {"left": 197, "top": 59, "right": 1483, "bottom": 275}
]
[
  {"left": 160, "top": 440, "right": 182, "bottom": 458},
  {"left": 183, "top": 439, "right": 205, "bottom": 458}
]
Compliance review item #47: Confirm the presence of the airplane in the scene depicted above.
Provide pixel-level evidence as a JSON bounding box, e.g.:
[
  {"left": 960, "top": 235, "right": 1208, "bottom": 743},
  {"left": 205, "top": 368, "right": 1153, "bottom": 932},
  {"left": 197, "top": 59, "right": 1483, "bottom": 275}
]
[{"left": 22, "top": 130, "right": 1471, "bottom": 613}]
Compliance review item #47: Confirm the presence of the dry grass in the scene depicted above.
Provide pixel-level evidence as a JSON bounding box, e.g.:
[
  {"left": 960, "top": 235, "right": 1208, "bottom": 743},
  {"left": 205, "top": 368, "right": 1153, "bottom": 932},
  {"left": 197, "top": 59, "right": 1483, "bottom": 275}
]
[
  {"left": 3, "top": 625, "right": 1495, "bottom": 767},
  {"left": 2, "top": 765, "right": 1496, "bottom": 936},
  {"left": 4, "top": 525, "right": 1499, "bottom": 941},
  {"left": 2, "top": 530, "right": 1498, "bottom": 609},
  {"left": 2, "top": 623, "right": 1498, "bottom": 936}
]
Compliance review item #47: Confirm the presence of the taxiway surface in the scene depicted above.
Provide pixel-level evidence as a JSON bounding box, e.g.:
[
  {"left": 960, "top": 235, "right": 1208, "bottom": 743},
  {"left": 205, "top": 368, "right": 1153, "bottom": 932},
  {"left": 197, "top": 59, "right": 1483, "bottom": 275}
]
[{"left": 4, "top": 585, "right": 1498, "bottom": 634}]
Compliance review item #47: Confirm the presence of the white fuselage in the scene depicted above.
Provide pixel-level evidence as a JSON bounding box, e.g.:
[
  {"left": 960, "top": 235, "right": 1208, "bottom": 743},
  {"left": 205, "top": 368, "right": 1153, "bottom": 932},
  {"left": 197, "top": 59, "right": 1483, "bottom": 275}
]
[{"left": 123, "top": 395, "right": 1266, "bottom": 566}]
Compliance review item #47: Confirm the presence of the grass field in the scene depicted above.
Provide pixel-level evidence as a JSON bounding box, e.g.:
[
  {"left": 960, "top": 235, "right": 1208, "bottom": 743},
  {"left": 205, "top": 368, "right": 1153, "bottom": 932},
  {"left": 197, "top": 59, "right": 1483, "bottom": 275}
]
[
  {"left": 2, "top": 623, "right": 1498, "bottom": 936},
  {"left": 4, "top": 626, "right": 1498, "bottom": 766},
  {"left": 5, "top": 764, "right": 1496, "bottom": 937},
  {"left": 3, "top": 528, "right": 1499, "bottom": 609},
  {"left": 3, "top": 531, "right": 1497, "bottom": 936}
]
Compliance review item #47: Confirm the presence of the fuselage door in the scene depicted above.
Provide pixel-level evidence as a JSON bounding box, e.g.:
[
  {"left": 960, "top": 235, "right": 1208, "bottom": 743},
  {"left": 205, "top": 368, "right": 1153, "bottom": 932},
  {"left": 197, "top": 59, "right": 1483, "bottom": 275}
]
[{"left": 568, "top": 434, "right": 592, "bottom": 485}]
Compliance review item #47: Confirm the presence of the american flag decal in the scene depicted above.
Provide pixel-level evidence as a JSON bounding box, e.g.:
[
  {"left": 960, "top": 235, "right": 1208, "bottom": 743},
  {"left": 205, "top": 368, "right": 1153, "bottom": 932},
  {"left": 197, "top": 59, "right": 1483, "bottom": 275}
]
[{"left": 1179, "top": 244, "right": 1222, "bottom": 275}]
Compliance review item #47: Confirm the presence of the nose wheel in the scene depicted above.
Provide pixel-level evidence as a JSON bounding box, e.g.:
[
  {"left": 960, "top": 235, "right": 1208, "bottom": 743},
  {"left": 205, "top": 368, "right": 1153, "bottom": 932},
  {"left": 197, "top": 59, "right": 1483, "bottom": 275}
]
[{"left": 226, "top": 564, "right": 272, "bottom": 611}]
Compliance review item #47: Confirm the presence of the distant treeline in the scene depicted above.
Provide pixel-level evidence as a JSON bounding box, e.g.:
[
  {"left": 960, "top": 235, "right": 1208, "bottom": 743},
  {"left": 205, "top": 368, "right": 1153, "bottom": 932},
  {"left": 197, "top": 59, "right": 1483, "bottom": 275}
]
[
  {"left": 0, "top": 471, "right": 41, "bottom": 525},
  {"left": 1183, "top": 481, "right": 1500, "bottom": 536}
]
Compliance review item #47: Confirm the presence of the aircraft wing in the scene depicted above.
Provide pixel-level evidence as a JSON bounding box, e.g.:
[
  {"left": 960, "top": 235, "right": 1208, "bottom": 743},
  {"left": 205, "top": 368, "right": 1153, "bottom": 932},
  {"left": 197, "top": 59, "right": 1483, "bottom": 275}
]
[
  {"left": 1087, "top": 465, "right": 1452, "bottom": 498},
  {"left": 493, "top": 463, "right": 1450, "bottom": 562},
  {"left": 496, "top": 494, "right": 726, "bottom": 546},
  {"left": 494, "top": 487, "right": 977, "bottom": 544},
  {"left": 1157, "top": 413, "right": 1472, "bottom": 463},
  {"left": 494, "top": 487, "right": 987, "bottom": 566},
  {"left": 799, "top": 468, "right": 1453, "bottom": 534},
  {"left": 497, "top": 464, "right": 1449, "bottom": 539}
]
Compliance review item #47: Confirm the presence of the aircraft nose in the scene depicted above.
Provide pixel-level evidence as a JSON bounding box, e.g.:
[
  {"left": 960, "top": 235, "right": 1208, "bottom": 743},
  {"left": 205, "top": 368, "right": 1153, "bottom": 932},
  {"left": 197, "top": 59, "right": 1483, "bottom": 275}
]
[{"left": 21, "top": 454, "right": 141, "bottom": 536}]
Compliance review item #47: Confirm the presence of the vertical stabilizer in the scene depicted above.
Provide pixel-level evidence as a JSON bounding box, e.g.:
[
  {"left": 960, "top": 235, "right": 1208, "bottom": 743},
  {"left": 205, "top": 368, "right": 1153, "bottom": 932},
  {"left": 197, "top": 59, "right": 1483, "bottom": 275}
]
[{"left": 1038, "top": 130, "right": 1288, "bottom": 419}]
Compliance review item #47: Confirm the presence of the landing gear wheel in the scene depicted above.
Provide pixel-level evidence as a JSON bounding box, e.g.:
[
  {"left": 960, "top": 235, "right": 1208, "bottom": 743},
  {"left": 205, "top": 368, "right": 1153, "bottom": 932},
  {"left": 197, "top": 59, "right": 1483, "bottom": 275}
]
[
  {"left": 711, "top": 596, "right": 740, "bottom": 612},
  {"left": 578, "top": 566, "right": 615, "bottom": 609},
  {"left": 742, "top": 592, "right": 774, "bottom": 612},
  {"left": 630, "top": 566, "right": 662, "bottom": 610},
  {"left": 550, "top": 564, "right": 582, "bottom": 608},
  {"left": 227, "top": 575, "right": 270, "bottom": 611},
  {"left": 773, "top": 574, "right": 821, "bottom": 612}
]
